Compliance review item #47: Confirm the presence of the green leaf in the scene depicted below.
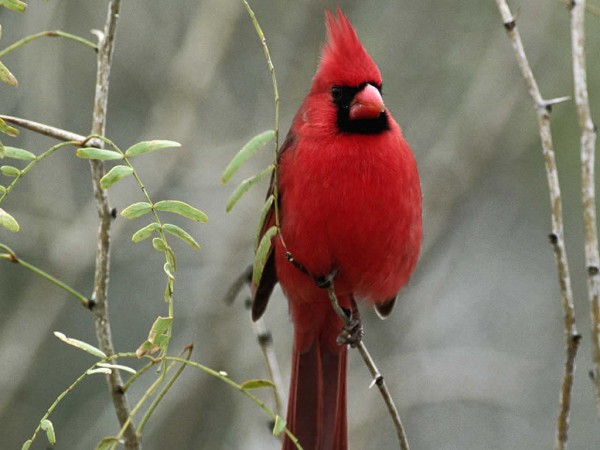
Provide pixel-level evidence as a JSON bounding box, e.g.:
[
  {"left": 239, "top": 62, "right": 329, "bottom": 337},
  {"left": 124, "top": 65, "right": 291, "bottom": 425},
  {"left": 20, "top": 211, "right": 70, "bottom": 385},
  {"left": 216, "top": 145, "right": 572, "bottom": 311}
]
[
  {"left": 0, "top": 59, "right": 18, "bottom": 87},
  {"left": 95, "top": 436, "right": 120, "bottom": 450},
  {"left": 0, "top": 185, "right": 5, "bottom": 194},
  {"left": 135, "top": 340, "right": 157, "bottom": 358},
  {"left": 100, "top": 165, "right": 134, "bottom": 189},
  {"left": 136, "top": 316, "right": 173, "bottom": 358},
  {"left": 240, "top": 379, "right": 275, "bottom": 390},
  {"left": 121, "top": 202, "right": 152, "bottom": 220},
  {"left": 0, "top": 118, "right": 19, "bottom": 137},
  {"left": 0, "top": 140, "right": 4, "bottom": 158},
  {"left": 255, "top": 194, "right": 274, "bottom": 250},
  {"left": 221, "top": 129, "right": 275, "bottom": 184},
  {"left": 97, "top": 362, "right": 137, "bottom": 375},
  {"left": 252, "top": 225, "right": 277, "bottom": 285},
  {"left": 124, "top": 140, "right": 181, "bottom": 157},
  {"left": 21, "top": 440, "right": 32, "bottom": 450},
  {"left": 1, "top": 165, "right": 20, "bottom": 177},
  {"left": 0, "top": 208, "right": 19, "bottom": 232},
  {"left": 87, "top": 367, "right": 112, "bottom": 375},
  {"left": 163, "top": 223, "right": 201, "bottom": 251},
  {"left": 131, "top": 222, "right": 160, "bottom": 242},
  {"left": 150, "top": 316, "right": 172, "bottom": 339},
  {"left": 54, "top": 331, "right": 107, "bottom": 359},
  {"left": 226, "top": 164, "right": 274, "bottom": 212},
  {"left": 40, "top": 419, "right": 56, "bottom": 445},
  {"left": 152, "top": 237, "right": 167, "bottom": 252},
  {"left": 154, "top": 200, "right": 208, "bottom": 223},
  {"left": 0, "top": 0, "right": 27, "bottom": 12},
  {"left": 163, "top": 261, "right": 175, "bottom": 280},
  {"left": 272, "top": 415, "right": 287, "bottom": 436},
  {"left": 2, "top": 146, "right": 35, "bottom": 161},
  {"left": 76, "top": 147, "right": 123, "bottom": 161}
]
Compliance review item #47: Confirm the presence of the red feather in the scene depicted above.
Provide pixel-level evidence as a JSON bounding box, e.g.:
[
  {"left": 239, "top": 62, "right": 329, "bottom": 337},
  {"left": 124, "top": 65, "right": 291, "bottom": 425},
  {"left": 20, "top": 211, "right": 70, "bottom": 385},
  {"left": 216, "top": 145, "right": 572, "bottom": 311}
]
[{"left": 253, "top": 8, "right": 422, "bottom": 450}]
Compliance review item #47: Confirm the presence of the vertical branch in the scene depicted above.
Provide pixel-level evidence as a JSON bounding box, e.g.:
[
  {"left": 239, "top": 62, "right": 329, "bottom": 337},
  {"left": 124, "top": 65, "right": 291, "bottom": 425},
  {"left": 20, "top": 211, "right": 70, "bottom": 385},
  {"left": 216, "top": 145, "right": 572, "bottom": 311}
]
[
  {"left": 494, "top": 2, "right": 580, "bottom": 449},
  {"left": 570, "top": 0, "right": 600, "bottom": 416},
  {"left": 88, "top": 1, "right": 140, "bottom": 449}
]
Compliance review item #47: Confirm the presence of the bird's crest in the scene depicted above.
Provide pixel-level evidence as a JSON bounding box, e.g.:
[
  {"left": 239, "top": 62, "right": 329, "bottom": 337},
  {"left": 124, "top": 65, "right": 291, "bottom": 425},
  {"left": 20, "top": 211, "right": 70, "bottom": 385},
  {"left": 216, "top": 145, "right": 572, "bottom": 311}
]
[{"left": 315, "top": 8, "right": 382, "bottom": 88}]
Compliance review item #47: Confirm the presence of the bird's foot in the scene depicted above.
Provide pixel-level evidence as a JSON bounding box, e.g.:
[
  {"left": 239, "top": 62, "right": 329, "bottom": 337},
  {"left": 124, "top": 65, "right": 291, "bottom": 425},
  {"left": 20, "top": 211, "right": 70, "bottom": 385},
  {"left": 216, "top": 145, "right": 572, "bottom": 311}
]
[
  {"left": 336, "top": 316, "right": 364, "bottom": 348},
  {"left": 314, "top": 268, "right": 339, "bottom": 289}
]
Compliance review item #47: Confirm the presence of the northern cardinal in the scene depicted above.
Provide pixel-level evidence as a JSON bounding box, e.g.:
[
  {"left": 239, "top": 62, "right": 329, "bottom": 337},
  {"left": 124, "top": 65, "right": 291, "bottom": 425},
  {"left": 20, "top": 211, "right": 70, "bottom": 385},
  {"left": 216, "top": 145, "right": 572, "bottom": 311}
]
[{"left": 252, "top": 8, "right": 421, "bottom": 450}]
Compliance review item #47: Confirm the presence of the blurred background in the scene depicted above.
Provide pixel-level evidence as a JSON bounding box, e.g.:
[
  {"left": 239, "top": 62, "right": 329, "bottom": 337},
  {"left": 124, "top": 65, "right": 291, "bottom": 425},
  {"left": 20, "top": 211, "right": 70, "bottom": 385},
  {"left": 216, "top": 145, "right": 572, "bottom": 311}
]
[{"left": 1, "top": 0, "right": 600, "bottom": 448}]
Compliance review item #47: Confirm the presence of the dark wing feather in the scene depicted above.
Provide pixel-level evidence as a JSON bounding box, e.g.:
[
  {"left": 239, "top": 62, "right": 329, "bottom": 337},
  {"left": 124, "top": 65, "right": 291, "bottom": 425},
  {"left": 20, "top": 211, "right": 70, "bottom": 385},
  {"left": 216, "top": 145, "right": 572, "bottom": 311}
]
[
  {"left": 374, "top": 295, "right": 396, "bottom": 319},
  {"left": 251, "top": 131, "right": 296, "bottom": 321}
]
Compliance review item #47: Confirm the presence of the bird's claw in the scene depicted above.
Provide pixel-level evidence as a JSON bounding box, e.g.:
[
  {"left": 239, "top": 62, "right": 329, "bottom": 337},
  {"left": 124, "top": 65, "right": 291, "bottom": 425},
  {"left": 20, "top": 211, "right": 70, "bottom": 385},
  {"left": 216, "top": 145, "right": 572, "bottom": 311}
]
[
  {"left": 336, "top": 317, "right": 364, "bottom": 347},
  {"left": 314, "top": 268, "right": 339, "bottom": 289}
]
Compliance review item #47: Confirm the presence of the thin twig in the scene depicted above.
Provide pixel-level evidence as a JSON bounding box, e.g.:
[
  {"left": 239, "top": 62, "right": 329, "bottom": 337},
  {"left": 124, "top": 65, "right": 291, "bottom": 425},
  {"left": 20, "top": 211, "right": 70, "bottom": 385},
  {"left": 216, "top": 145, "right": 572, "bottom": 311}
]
[
  {"left": 570, "top": 0, "right": 600, "bottom": 419},
  {"left": 326, "top": 285, "right": 409, "bottom": 450},
  {"left": 0, "top": 30, "right": 97, "bottom": 59},
  {"left": 164, "top": 356, "right": 303, "bottom": 450},
  {"left": 494, "top": 2, "right": 580, "bottom": 449},
  {"left": 0, "top": 243, "right": 90, "bottom": 307},
  {"left": 250, "top": 309, "right": 285, "bottom": 416},
  {"left": 87, "top": 1, "right": 140, "bottom": 449},
  {"left": 558, "top": 0, "right": 600, "bottom": 16},
  {"left": 223, "top": 266, "right": 286, "bottom": 416},
  {"left": 0, "top": 115, "right": 86, "bottom": 142}
]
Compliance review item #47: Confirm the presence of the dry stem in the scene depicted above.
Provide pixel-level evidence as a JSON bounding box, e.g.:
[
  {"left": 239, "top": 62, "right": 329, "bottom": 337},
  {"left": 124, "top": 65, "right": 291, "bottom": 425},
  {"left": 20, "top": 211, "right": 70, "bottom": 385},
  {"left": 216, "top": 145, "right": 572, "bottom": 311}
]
[
  {"left": 494, "top": 2, "right": 580, "bottom": 449},
  {"left": 326, "top": 285, "right": 409, "bottom": 450},
  {"left": 570, "top": 0, "right": 600, "bottom": 418},
  {"left": 88, "top": 1, "right": 140, "bottom": 448}
]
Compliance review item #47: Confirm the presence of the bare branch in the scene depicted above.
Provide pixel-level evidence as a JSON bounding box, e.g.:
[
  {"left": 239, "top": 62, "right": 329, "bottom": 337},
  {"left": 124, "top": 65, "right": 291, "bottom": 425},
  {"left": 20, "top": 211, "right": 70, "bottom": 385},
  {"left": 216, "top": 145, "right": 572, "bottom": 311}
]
[
  {"left": 494, "top": 2, "right": 580, "bottom": 449},
  {"left": 570, "top": 0, "right": 600, "bottom": 418},
  {"left": 326, "top": 285, "right": 410, "bottom": 450},
  {"left": 87, "top": 1, "right": 140, "bottom": 449},
  {"left": 223, "top": 267, "right": 286, "bottom": 416},
  {"left": 0, "top": 115, "right": 86, "bottom": 143}
]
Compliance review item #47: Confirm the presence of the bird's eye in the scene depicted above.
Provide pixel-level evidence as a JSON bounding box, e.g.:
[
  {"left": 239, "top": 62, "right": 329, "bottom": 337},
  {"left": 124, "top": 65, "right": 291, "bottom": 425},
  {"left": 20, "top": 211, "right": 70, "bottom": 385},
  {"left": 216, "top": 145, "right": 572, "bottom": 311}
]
[{"left": 331, "top": 86, "right": 343, "bottom": 101}]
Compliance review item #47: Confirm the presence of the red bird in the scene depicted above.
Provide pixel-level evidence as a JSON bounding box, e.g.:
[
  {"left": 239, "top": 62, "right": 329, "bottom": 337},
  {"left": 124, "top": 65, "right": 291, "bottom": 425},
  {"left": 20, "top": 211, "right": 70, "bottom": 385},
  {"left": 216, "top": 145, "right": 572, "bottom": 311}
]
[{"left": 252, "top": 9, "right": 422, "bottom": 450}]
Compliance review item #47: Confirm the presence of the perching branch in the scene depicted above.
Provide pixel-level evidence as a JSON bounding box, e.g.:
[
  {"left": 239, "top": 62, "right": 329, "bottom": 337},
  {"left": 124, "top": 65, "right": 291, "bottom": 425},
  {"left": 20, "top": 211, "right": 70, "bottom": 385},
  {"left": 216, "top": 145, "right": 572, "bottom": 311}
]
[
  {"left": 326, "top": 284, "right": 410, "bottom": 450},
  {"left": 86, "top": 1, "right": 140, "bottom": 449},
  {"left": 494, "top": 2, "right": 580, "bottom": 449},
  {"left": 570, "top": 0, "right": 600, "bottom": 418}
]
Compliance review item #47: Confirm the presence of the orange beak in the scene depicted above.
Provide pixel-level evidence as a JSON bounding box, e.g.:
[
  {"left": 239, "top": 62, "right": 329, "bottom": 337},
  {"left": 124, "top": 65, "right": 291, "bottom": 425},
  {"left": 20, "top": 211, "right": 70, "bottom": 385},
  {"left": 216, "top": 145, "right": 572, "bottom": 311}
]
[{"left": 349, "top": 83, "right": 385, "bottom": 120}]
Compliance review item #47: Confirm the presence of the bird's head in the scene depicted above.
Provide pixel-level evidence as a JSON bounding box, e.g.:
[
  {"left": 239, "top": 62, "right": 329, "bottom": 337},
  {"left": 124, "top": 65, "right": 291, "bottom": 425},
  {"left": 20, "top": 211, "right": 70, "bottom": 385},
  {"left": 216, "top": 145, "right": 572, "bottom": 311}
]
[{"left": 308, "top": 8, "right": 389, "bottom": 135}]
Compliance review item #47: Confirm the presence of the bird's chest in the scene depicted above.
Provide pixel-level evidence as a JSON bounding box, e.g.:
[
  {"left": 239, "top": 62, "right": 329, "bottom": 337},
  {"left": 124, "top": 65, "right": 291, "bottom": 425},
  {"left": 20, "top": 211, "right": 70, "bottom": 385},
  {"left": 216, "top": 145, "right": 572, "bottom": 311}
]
[{"left": 277, "top": 135, "right": 420, "bottom": 298}]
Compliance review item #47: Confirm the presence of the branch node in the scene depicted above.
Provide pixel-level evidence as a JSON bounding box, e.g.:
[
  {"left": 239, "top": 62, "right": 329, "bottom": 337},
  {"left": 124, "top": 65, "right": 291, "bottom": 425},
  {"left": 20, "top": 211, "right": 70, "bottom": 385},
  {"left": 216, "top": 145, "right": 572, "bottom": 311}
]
[
  {"left": 285, "top": 251, "right": 310, "bottom": 276},
  {"left": 503, "top": 19, "right": 516, "bottom": 31},
  {"left": 257, "top": 331, "right": 273, "bottom": 346},
  {"left": 86, "top": 298, "right": 96, "bottom": 310},
  {"left": 114, "top": 384, "right": 125, "bottom": 395},
  {"left": 588, "top": 265, "right": 599, "bottom": 276}
]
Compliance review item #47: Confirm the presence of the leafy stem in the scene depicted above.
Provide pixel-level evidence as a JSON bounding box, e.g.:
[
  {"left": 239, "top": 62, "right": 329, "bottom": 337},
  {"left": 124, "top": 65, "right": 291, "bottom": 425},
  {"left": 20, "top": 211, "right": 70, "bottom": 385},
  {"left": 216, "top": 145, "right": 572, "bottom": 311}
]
[
  {"left": 0, "top": 30, "right": 97, "bottom": 59},
  {"left": 241, "top": 0, "right": 282, "bottom": 231},
  {"left": 0, "top": 140, "right": 79, "bottom": 204},
  {"left": 0, "top": 243, "right": 90, "bottom": 307}
]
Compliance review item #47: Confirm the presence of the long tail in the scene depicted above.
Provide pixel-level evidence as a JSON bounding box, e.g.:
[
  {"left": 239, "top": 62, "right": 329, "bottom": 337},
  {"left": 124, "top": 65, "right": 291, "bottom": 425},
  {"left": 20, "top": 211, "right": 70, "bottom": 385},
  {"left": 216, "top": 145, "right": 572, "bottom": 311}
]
[{"left": 283, "top": 311, "right": 348, "bottom": 450}]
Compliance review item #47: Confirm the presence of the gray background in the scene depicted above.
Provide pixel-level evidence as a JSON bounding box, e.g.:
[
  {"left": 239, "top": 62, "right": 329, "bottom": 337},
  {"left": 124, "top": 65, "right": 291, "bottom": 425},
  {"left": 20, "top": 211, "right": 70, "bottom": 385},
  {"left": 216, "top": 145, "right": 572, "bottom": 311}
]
[{"left": 1, "top": 0, "right": 599, "bottom": 448}]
